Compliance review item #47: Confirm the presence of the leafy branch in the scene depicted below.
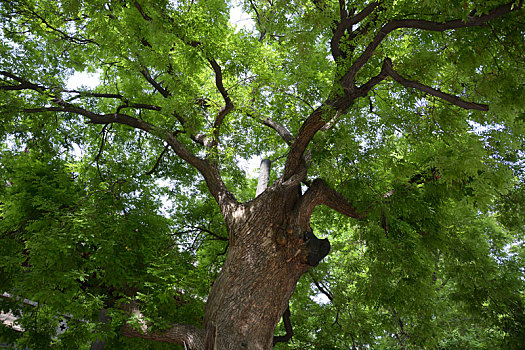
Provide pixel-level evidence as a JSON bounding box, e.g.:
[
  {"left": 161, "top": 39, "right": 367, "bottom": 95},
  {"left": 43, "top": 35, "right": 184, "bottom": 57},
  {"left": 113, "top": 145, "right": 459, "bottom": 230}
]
[
  {"left": 0, "top": 71, "right": 237, "bottom": 211},
  {"left": 282, "top": 0, "right": 519, "bottom": 181},
  {"left": 340, "top": 1, "right": 523, "bottom": 89},
  {"left": 131, "top": 1, "right": 234, "bottom": 152}
]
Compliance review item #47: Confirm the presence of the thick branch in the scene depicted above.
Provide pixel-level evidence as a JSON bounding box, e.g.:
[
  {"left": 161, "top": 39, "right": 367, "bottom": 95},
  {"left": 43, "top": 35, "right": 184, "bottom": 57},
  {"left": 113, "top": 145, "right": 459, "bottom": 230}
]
[
  {"left": 284, "top": 1, "right": 519, "bottom": 173},
  {"left": 48, "top": 101, "right": 210, "bottom": 183},
  {"left": 282, "top": 107, "right": 326, "bottom": 180},
  {"left": 208, "top": 59, "right": 230, "bottom": 107},
  {"left": 356, "top": 57, "right": 488, "bottom": 110},
  {"left": 261, "top": 117, "right": 294, "bottom": 145},
  {"left": 296, "top": 178, "right": 364, "bottom": 228},
  {"left": 164, "top": 133, "right": 238, "bottom": 212},
  {"left": 1, "top": 72, "right": 164, "bottom": 113},
  {"left": 52, "top": 98, "right": 157, "bottom": 130},
  {"left": 0, "top": 71, "right": 46, "bottom": 91},
  {"left": 118, "top": 103, "right": 162, "bottom": 112},
  {"left": 67, "top": 91, "right": 123, "bottom": 99},
  {"left": 23, "top": 107, "right": 65, "bottom": 113},
  {"left": 341, "top": 1, "right": 522, "bottom": 88},
  {"left": 7, "top": 71, "right": 236, "bottom": 210},
  {"left": 356, "top": 59, "right": 390, "bottom": 96},
  {"left": 0, "top": 84, "right": 35, "bottom": 91},
  {"left": 346, "top": 1, "right": 382, "bottom": 26},
  {"left": 382, "top": 58, "right": 488, "bottom": 110},
  {"left": 121, "top": 300, "right": 205, "bottom": 348},
  {"left": 66, "top": 91, "right": 164, "bottom": 112}
]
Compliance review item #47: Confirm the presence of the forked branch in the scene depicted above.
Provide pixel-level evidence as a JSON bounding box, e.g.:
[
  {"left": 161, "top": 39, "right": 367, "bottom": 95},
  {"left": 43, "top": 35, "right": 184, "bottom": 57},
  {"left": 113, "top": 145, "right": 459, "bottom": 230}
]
[
  {"left": 120, "top": 298, "right": 204, "bottom": 348},
  {"left": 331, "top": 1, "right": 382, "bottom": 60},
  {"left": 1, "top": 70, "right": 47, "bottom": 91},
  {"left": 309, "top": 271, "right": 334, "bottom": 302},
  {"left": 284, "top": 1, "right": 519, "bottom": 179},
  {"left": 133, "top": 7, "right": 234, "bottom": 150},
  {"left": 357, "top": 58, "right": 489, "bottom": 110},
  {"left": 141, "top": 68, "right": 170, "bottom": 98},
  {"left": 208, "top": 59, "right": 234, "bottom": 148},
  {"left": 2, "top": 72, "right": 237, "bottom": 210},
  {"left": 296, "top": 178, "right": 364, "bottom": 228},
  {"left": 282, "top": 107, "right": 325, "bottom": 180},
  {"left": 341, "top": 1, "right": 522, "bottom": 88}
]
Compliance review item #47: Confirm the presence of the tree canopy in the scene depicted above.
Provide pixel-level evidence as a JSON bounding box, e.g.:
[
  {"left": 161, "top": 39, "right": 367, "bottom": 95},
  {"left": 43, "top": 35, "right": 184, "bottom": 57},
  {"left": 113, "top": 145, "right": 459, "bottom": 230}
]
[{"left": 0, "top": 0, "right": 524, "bottom": 349}]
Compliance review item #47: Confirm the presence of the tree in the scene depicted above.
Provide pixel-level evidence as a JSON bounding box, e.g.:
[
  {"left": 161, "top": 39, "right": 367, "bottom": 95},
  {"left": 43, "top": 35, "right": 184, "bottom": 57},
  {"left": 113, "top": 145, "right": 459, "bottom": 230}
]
[{"left": 1, "top": 0, "right": 524, "bottom": 349}]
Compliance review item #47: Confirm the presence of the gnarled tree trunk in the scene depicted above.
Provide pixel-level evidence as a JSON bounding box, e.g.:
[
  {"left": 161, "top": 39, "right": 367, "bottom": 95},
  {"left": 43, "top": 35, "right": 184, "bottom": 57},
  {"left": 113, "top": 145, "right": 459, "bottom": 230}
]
[
  {"left": 203, "top": 179, "right": 329, "bottom": 349},
  {"left": 122, "top": 161, "right": 357, "bottom": 349}
]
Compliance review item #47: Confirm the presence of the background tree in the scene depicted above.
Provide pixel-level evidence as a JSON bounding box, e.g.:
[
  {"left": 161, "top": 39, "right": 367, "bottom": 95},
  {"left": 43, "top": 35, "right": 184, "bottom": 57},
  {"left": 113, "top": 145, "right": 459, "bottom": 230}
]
[{"left": 1, "top": 0, "right": 524, "bottom": 349}]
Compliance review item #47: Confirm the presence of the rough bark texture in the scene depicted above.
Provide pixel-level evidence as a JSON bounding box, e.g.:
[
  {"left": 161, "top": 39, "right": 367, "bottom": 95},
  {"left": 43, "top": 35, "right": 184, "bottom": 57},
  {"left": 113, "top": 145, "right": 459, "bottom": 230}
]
[{"left": 202, "top": 181, "right": 326, "bottom": 349}]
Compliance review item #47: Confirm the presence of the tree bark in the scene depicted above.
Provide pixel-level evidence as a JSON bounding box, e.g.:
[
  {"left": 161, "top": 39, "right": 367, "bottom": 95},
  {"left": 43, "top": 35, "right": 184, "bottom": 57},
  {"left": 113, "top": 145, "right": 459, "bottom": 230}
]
[{"left": 202, "top": 179, "right": 328, "bottom": 349}]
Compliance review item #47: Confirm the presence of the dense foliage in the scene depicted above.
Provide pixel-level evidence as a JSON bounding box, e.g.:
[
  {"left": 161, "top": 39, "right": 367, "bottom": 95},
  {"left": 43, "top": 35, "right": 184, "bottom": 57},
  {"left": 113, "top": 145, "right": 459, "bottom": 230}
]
[{"left": 1, "top": 0, "right": 524, "bottom": 348}]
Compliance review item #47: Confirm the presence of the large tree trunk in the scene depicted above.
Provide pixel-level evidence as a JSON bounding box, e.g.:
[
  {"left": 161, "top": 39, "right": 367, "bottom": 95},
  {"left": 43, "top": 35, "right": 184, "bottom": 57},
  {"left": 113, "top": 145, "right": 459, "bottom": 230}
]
[
  {"left": 122, "top": 169, "right": 337, "bottom": 349},
  {"left": 203, "top": 182, "right": 329, "bottom": 349}
]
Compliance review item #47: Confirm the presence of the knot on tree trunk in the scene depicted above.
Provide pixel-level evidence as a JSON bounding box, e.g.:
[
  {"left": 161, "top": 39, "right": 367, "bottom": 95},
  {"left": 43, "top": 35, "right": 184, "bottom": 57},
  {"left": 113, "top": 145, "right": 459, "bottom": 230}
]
[{"left": 303, "top": 230, "right": 330, "bottom": 267}]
